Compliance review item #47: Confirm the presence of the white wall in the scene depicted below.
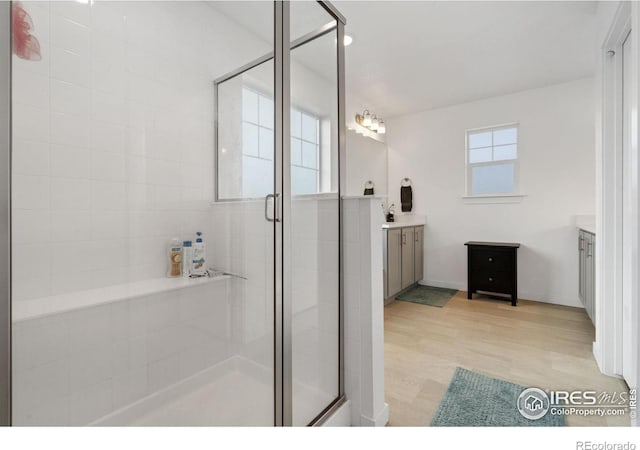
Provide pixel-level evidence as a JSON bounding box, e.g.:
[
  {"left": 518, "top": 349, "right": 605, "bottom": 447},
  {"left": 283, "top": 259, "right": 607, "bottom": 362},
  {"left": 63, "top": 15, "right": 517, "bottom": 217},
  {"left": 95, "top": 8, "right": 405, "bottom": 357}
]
[
  {"left": 386, "top": 78, "right": 595, "bottom": 307},
  {"left": 10, "top": 1, "right": 270, "bottom": 301}
]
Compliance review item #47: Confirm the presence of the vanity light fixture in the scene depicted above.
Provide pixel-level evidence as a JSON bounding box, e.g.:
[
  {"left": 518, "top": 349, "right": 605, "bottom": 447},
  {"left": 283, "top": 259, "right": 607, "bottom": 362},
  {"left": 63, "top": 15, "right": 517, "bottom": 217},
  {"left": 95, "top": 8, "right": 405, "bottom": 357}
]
[
  {"left": 362, "top": 110, "right": 372, "bottom": 127},
  {"left": 370, "top": 115, "right": 379, "bottom": 131},
  {"left": 355, "top": 109, "right": 386, "bottom": 134}
]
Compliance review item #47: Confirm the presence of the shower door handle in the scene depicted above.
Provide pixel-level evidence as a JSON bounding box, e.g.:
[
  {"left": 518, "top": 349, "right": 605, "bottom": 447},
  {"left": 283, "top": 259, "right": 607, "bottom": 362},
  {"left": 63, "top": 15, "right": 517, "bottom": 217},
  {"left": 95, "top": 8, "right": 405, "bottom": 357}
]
[{"left": 265, "top": 194, "right": 280, "bottom": 222}]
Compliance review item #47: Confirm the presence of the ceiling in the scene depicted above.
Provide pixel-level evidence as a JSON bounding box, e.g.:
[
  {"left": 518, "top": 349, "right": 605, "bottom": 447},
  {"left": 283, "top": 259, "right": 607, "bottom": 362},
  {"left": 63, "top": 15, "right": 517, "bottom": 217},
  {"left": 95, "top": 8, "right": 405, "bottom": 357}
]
[
  {"left": 210, "top": 1, "right": 598, "bottom": 119},
  {"left": 336, "top": 0, "right": 597, "bottom": 118}
]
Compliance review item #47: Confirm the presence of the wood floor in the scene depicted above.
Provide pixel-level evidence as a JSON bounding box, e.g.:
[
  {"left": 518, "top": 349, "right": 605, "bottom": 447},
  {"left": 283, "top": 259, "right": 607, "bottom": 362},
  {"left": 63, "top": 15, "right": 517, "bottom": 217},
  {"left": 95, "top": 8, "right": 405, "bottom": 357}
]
[{"left": 384, "top": 291, "right": 630, "bottom": 426}]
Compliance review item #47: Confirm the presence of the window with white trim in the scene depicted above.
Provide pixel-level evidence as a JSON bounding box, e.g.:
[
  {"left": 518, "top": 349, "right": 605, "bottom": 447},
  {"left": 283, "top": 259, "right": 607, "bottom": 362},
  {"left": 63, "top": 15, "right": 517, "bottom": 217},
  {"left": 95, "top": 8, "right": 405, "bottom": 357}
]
[
  {"left": 241, "top": 87, "right": 320, "bottom": 198},
  {"left": 290, "top": 108, "right": 320, "bottom": 195},
  {"left": 466, "top": 124, "right": 518, "bottom": 196}
]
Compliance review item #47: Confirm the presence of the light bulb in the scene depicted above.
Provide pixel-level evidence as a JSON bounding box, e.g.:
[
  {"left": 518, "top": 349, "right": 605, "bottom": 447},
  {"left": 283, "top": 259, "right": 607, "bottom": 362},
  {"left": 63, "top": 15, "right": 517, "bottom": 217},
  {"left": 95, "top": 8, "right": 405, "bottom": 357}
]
[
  {"left": 371, "top": 115, "right": 379, "bottom": 131},
  {"left": 363, "top": 110, "right": 371, "bottom": 127},
  {"left": 344, "top": 35, "right": 353, "bottom": 46},
  {"left": 378, "top": 120, "right": 386, "bottom": 134}
]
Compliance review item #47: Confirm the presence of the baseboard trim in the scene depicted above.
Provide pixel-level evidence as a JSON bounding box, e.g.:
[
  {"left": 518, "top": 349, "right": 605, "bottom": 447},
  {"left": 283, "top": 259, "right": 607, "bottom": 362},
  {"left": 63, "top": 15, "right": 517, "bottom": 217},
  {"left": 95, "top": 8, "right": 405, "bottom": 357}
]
[
  {"left": 420, "top": 280, "right": 462, "bottom": 291},
  {"left": 593, "top": 341, "right": 605, "bottom": 373},
  {"left": 421, "top": 280, "right": 583, "bottom": 309},
  {"left": 360, "top": 403, "right": 389, "bottom": 427}
]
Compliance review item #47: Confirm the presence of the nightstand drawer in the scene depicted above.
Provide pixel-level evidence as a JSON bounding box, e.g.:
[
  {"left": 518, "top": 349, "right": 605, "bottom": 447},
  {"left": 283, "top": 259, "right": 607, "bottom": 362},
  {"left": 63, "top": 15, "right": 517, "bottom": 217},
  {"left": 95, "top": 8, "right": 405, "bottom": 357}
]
[
  {"left": 470, "top": 249, "right": 512, "bottom": 271},
  {"left": 471, "top": 270, "right": 513, "bottom": 293}
]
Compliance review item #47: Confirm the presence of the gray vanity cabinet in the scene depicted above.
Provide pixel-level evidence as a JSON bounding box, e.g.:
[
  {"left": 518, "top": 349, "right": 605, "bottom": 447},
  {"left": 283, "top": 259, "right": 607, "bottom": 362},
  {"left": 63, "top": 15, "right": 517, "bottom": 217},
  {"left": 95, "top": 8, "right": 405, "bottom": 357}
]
[
  {"left": 386, "top": 229, "right": 402, "bottom": 297},
  {"left": 578, "top": 229, "right": 596, "bottom": 325},
  {"left": 383, "top": 225, "right": 425, "bottom": 303},
  {"left": 414, "top": 226, "right": 424, "bottom": 284},
  {"left": 401, "top": 227, "right": 415, "bottom": 289}
]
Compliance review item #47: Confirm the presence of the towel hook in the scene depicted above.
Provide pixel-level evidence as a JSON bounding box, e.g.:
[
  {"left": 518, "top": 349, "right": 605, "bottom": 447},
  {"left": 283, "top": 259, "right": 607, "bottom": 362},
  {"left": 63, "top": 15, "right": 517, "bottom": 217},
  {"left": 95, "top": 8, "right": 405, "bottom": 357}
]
[{"left": 401, "top": 177, "right": 412, "bottom": 187}]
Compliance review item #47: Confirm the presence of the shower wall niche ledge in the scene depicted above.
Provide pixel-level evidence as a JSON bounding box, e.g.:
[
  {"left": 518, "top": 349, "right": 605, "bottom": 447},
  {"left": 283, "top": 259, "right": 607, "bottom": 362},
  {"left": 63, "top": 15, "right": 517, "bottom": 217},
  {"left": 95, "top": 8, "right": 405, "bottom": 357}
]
[{"left": 13, "top": 275, "right": 231, "bottom": 323}]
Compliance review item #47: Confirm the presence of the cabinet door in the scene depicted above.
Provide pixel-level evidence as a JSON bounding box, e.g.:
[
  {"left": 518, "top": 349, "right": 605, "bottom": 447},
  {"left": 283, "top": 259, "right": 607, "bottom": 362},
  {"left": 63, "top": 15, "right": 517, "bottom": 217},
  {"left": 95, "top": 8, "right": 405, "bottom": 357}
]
[
  {"left": 414, "top": 226, "right": 424, "bottom": 283},
  {"left": 591, "top": 235, "right": 596, "bottom": 323},
  {"left": 578, "top": 231, "right": 585, "bottom": 304},
  {"left": 585, "top": 233, "right": 594, "bottom": 321},
  {"left": 387, "top": 229, "right": 402, "bottom": 296},
  {"left": 401, "top": 227, "right": 415, "bottom": 289},
  {"left": 587, "top": 234, "right": 596, "bottom": 322}
]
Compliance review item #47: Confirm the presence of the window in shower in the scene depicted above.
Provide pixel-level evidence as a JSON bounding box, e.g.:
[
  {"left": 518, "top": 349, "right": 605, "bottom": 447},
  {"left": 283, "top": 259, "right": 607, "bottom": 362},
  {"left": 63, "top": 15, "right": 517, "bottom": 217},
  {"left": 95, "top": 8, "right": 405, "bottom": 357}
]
[
  {"left": 290, "top": 108, "right": 320, "bottom": 195},
  {"left": 241, "top": 87, "right": 321, "bottom": 197},
  {"left": 218, "top": 82, "right": 326, "bottom": 201},
  {"left": 241, "top": 87, "right": 275, "bottom": 198}
]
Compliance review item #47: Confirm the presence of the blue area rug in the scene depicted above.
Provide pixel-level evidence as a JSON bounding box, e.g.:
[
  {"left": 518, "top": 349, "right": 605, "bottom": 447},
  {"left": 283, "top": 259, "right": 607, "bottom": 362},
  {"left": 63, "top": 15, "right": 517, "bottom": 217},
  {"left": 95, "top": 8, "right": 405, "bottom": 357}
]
[{"left": 430, "top": 368, "right": 566, "bottom": 426}]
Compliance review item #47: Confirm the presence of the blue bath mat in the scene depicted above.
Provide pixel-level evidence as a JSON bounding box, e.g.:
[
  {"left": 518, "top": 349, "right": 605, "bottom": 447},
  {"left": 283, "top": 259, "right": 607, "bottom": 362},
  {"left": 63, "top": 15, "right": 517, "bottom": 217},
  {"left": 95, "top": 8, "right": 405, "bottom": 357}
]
[
  {"left": 431, "top": 368, "right": 566, "bottom": 426},
  {"left": 395, "top": 285, "right": 457, "bottom": 307}
]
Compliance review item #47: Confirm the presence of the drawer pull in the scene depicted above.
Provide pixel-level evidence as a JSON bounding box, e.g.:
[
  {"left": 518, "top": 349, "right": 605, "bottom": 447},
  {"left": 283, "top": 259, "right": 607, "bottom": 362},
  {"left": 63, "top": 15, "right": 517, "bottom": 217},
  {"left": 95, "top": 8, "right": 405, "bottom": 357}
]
[
  {"left": 488, "top": 257, "right": 493, "bottom": 262},
  {"left": 488, "top": 277, "right": 494, "bottom": 282}
]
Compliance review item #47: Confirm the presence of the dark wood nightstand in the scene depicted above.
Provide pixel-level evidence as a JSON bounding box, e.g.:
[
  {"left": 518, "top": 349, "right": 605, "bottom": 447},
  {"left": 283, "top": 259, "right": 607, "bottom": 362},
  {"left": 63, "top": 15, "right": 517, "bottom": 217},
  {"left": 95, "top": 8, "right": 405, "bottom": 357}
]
[{"left": 464, "top": 241, "right": 520, "bottom": 306}]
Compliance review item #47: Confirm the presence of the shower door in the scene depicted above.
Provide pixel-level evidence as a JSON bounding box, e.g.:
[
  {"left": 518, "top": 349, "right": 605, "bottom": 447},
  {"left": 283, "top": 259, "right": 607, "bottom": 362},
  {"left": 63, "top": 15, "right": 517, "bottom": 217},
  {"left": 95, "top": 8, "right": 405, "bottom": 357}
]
[
  {"left": 215, "top": 1, "right": 346, "bottom": 426},
  {"left": 287, "top": 1, "right": 345, "bottom": 426}
]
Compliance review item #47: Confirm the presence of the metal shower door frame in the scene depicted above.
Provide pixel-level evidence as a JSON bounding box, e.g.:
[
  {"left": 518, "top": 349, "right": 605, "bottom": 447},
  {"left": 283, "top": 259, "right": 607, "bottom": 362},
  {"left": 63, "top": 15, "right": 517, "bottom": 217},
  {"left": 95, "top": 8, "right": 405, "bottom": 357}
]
[
  {"left": 0, "top": 0, "right": 11, "bottom": 427},
  {"left": 273, "top": 0, "right": 348, "bottom": 427},
  {"left": 277, "top": 0, "right": 347, "bottom": 427}
]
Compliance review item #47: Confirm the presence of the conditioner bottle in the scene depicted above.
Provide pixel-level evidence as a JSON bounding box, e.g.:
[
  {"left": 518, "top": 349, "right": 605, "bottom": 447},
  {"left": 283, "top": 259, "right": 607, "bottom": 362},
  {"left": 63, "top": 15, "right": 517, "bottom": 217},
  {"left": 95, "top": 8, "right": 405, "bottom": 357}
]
[{"left": 191, "top": 232, "right": 207, "bottom": 276}]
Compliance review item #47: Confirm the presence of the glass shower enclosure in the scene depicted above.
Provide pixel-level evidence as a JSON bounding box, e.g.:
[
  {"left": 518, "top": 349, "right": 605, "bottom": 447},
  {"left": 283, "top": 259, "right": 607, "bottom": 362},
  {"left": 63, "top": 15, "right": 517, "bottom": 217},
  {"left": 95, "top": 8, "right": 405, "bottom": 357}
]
[{"left": 0, "top": 0, "right": 345, "bottom": 426}]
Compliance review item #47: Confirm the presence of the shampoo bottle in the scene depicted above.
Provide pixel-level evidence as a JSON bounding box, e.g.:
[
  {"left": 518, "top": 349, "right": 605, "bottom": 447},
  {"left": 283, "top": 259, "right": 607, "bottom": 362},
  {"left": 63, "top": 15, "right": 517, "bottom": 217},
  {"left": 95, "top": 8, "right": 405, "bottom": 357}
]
[
  {"left": 191, "top": 232, "right": 206, "bottom": 276},
  {"left": 168, "top": 238, "right": 182, "bottom": 278}
]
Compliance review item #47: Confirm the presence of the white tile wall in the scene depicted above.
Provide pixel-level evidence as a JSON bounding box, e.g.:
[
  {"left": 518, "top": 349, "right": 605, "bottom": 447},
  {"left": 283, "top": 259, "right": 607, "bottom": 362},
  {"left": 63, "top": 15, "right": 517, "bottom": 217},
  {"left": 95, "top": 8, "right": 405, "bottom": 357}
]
[
  {"left": 11, "top": 0, "right": 282, "bottom": 426},
  {"left": 11, "top": 1, "right": 223, "bottom": 302}
]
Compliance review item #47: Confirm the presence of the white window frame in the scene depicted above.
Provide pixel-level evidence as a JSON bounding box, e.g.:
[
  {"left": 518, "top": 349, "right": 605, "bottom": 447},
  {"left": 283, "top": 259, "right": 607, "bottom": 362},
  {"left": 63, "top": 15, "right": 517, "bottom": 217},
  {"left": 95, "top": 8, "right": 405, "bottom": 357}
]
[
  {"left": 240, "top": 86, "right": 322, "bottom": 198},
  {"left": 464, "top": 123, "right": 524, "bottom": 203},
  {"left": 289, "top": 105, "right": 321, "bottom": 194}
]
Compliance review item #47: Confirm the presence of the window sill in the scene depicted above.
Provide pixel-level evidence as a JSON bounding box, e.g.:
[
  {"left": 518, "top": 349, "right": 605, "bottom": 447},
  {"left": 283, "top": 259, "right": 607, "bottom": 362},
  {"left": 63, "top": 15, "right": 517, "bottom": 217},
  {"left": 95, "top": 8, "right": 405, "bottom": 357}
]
[{"left": 462, "top": 194, "right": 526, "bottom": 204}]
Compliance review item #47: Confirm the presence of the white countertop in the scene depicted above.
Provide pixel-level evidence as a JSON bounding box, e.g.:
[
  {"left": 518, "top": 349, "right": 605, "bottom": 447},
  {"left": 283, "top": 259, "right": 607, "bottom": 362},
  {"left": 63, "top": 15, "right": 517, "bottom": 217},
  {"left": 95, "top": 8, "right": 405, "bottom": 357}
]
[
  {"left": 575, "top": 215, "right": 596, "bottom": 234},
  {"left": 578, "top": 224, "right": 596, "bottom": 234},
  {"left": 382, "top": 220, "right": 425, "bottom": 229},
  {"left": 342, "top": 195, "right": 386, "bottom": 200}
]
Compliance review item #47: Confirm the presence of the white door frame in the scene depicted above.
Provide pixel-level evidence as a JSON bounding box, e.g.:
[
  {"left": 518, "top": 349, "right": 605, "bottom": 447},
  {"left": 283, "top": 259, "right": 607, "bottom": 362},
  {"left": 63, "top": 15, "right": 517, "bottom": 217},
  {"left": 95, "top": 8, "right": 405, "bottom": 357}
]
[{"left": 596, "top": 1, "right": 640, "bottom": 393}]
